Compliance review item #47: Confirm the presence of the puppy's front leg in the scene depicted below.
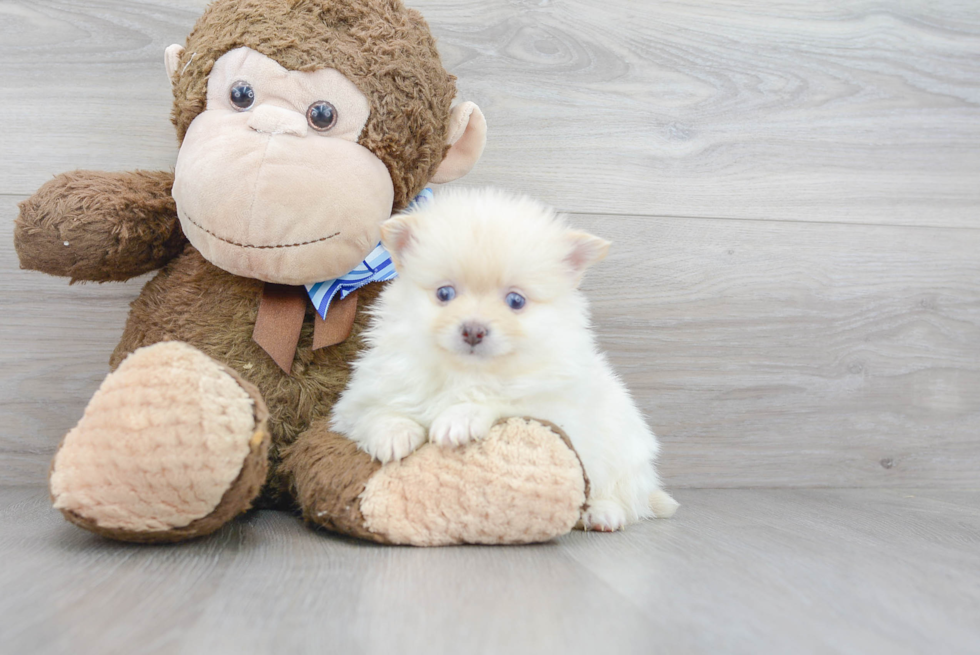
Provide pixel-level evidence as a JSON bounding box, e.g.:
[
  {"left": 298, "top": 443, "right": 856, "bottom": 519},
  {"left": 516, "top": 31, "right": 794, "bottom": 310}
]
[
  {"left": 350, "top": 414, "right": 427, "bottom": 464},
  {"left": 429, "top": 403, "right": 497, "bottom": 448}
]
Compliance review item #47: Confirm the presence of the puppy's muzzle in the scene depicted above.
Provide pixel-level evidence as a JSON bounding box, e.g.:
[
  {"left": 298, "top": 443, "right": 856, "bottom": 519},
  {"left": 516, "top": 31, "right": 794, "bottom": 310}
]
[{"left": 461, "top": 322, "right": 489, "bottom": 347}]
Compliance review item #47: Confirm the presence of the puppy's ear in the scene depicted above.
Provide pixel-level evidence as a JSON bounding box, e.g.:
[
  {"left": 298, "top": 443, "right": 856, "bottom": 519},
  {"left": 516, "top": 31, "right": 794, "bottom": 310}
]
[
  {"left": 564, "top": 230, "right": 611, "bottom": 286},
  {"left": 381, "top": 216, "right": 417, "bottom": 268}
]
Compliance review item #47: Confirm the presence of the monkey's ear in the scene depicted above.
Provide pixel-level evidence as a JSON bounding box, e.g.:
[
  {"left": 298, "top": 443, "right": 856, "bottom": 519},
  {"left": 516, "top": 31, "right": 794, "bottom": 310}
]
[
  {"left": 430, "top": 102, "right": 487, "bottom": 184},
  {"left": 381, "top": 215, "right": 417, "bottom": 268},
  {"left": 165, "top": 44, "right": 185, "bottom": 85}
]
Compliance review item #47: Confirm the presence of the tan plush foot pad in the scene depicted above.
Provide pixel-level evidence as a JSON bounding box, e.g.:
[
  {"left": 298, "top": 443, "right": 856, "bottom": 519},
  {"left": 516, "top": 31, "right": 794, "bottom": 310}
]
[
  {"left": 49, "top": 341, "right": 269, "bottom": 543},
  {"left": 359, "top": 417, "right": 588, "bottom": 546}
]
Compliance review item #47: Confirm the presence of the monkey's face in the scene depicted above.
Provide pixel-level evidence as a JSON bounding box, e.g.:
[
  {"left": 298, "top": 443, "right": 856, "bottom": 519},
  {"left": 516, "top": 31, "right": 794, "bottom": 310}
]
[{"left": 172, "top": 47, "right": 395, "bottom": 285}]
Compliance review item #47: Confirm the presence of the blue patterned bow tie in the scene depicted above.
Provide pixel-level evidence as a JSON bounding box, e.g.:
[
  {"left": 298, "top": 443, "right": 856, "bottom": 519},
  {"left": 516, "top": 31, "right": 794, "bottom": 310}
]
[{"left": 304, "top": 188, "right": 433, "bottom": 319}]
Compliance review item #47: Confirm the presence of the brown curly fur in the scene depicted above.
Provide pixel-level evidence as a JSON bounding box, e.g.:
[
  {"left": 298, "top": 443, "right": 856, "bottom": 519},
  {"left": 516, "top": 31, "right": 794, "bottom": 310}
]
[
  {"left": 15, "top": 171, "right": 185, "bottom": 282},
  {"left": 280, "top": 418, "right": 385, "bottom": 541},
  {"left": 15, "top": 1, "right": 457, "bottom": 502},
  {"left": 171, "top": 0, "right": 456, "bottom": 210},
  {"left": 110, "top": 245, "right": 385, "bottom": 507},
  {"left": 12, "top": 0, "right": 469, "bottom": 536}
]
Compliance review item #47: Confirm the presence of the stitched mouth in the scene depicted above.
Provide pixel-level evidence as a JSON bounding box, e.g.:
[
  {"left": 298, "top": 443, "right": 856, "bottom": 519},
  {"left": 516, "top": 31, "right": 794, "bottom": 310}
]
[{"left": 182, "top": 212, "right": 340, "bottom": 249}]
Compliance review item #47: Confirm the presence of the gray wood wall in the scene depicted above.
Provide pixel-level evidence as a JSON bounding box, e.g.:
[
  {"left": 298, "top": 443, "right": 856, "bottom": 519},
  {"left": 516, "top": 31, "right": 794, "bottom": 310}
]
[{"left": 1, "top": 0, "right": 977, "bottom": 488}]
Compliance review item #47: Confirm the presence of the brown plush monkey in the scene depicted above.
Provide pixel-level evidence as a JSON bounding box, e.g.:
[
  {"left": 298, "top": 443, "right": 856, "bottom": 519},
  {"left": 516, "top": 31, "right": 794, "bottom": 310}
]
[{"left": 15, "top": 0, "right": 588, "bottom": 545}]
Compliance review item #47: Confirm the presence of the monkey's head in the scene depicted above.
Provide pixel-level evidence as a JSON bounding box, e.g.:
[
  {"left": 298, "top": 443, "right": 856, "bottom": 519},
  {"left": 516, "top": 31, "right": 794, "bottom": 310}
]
[{"left": 164, "top": 0, "right": 485, "bottom": 285}]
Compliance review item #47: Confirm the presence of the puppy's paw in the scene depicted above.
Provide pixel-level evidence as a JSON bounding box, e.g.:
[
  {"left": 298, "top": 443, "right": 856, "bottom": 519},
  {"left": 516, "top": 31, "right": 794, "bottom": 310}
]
[
  {"left": 429, "top": 403, "right": 495, "bottom": 448},
  {"left": 581, "top": 499, "right": 628, "bottom": 532},
  {"left": 359, "top": 417, "right": 427, "bottom": 464}
]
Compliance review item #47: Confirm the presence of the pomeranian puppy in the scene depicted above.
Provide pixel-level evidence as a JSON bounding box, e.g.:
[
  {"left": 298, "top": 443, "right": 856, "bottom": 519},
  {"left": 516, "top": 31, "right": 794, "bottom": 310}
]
[{"left": 330, "top": 188, "right": 677, "bottom": 531}]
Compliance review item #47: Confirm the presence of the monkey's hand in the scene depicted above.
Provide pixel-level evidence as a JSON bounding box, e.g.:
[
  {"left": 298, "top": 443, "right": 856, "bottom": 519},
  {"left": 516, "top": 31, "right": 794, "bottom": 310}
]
[{"left": 15, "top": 170, "right": 186, "bottom": 282}]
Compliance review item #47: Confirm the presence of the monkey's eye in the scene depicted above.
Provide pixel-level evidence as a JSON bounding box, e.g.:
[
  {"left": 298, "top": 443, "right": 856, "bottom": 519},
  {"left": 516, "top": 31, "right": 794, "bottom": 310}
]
[
  {"left": 307, "top": 101, "right": 338, "bottom": 131},
  {"left": 436, "top": 286, "right": 456, "bottom": 303},
  {"left": 229, "top": 81, "right": 255, "bottom": 111},
  {"left": 505, "top": 292, "right": 526, "bottom": 311}
]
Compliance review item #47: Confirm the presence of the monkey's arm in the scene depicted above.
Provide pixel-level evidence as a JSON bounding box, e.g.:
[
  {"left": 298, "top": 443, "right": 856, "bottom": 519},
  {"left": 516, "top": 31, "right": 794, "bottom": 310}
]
[{"left": 15, "top": 170, "right": 187, "bottom": 282}]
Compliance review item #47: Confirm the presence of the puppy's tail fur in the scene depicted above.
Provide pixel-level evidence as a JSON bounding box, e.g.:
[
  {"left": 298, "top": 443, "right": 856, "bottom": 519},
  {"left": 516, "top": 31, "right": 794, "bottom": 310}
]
[{"left": 649, "top": 490, "right": 679, "bottom": 518}]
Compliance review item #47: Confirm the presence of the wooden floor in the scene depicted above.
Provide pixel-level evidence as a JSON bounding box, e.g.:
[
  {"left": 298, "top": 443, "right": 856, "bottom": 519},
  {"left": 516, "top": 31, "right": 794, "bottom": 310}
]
[
  {"left": 1, "top": 1, "right": 979, "bottom": 653},
  {"left": 2, "top": 486, "right": 979, "bottom": 655}
]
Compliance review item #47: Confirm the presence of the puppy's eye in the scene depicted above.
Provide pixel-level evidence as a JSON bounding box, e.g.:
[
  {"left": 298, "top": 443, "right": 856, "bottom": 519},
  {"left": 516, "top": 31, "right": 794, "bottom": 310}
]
[
  {"left": 229, "top": 81, "right": 255, "bottom": 110},
  {"left": 307, "top": 101, "right": 338, "bottom": 131},
  {"left": 505, "top": 292, "right": 526, "bottom": 311},
  {"left": 436, "top": 286, "right": 456, "bottom": 303}
]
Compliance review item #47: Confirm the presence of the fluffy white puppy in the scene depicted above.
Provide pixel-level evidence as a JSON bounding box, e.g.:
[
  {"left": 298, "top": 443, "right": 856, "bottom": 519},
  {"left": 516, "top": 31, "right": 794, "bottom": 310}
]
[{"left": 330, "top": 188, "right": 677, "bottom": 531}]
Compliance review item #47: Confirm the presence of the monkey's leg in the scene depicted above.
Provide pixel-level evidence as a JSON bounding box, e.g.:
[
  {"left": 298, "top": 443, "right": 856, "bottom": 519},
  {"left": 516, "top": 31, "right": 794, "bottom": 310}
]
[
  {"left": 283, "top": 417, "right": 588, "bottom": 546},
  {"left": 49, "top": 342, "right": 270, "bottom": 543}
]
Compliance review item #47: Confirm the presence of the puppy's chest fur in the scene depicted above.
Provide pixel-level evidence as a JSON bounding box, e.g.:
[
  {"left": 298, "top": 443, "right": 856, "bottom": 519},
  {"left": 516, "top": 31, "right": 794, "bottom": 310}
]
[{"left": 393, "top": 345, "right": 588, "bottom": 429}]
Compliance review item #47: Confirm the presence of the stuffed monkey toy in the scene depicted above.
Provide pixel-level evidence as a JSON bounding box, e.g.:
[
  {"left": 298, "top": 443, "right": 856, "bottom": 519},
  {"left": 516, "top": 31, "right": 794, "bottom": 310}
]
[{"left": 15, "top": 0, "right": 588, "bottom": 546}]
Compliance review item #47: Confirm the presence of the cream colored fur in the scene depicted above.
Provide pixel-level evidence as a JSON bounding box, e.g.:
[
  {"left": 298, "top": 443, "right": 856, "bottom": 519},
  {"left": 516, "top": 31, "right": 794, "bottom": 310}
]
[
  {"left": 430, "top": 102, "right": 487, "bottom": 184},
  {"left": 331, "top": 188, "right": 677, "bottom": 531},
  {"left": 168, "top": 45, "right": 487, "bottom": 286},
  {"left": 359, "top": 417, "right": 586, "bottom": 545},
  {"left": 172, "top": 47, "right": 394, "bottom": 285},
  {"left": 50, "top": 342, "right": 256, "bottom": 532}
]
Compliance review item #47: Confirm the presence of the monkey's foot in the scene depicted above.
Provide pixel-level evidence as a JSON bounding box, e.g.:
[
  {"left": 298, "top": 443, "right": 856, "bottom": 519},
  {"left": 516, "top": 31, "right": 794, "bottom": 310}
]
[
  {"left": 49, "top": 342, "right": 269, "bottom": 543},
  {"left": 286, "top": 417, "right": 588, "bottom": 546}
]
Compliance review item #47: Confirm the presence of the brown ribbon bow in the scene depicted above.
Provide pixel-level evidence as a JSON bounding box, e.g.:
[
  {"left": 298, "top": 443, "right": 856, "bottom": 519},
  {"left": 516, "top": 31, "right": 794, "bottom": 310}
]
[{"left": 252, "top": 283, "right": 358, "bottom": 374}]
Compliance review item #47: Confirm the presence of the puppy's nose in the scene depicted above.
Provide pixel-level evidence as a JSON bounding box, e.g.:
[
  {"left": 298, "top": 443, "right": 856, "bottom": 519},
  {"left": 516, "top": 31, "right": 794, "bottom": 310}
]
[
  {"left": 460, "top": 322, "right": 489, "bottom": 347},
  {"left": 247, "top": 104, "right": 308, "bottom": 137}
]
